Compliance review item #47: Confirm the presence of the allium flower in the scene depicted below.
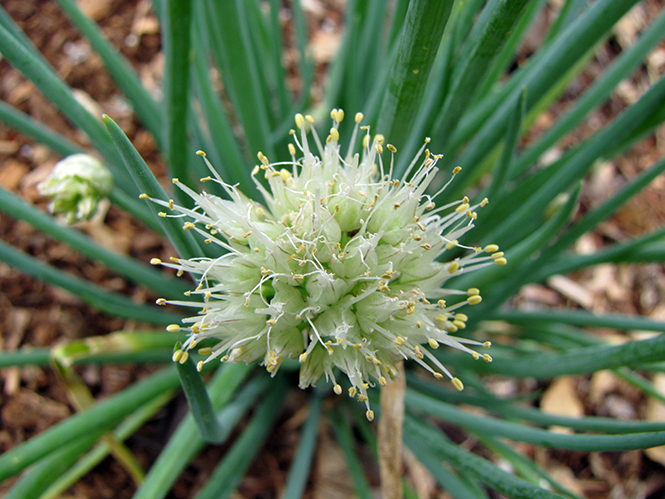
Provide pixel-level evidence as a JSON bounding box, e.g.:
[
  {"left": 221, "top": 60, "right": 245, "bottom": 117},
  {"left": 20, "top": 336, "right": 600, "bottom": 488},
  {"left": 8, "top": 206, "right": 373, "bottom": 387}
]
[
  {"left": 39, "top": 154, "right": 113, "bottom": 224},
  {"left": 150, "top": 110, "right": 506, "bottom": 420}
]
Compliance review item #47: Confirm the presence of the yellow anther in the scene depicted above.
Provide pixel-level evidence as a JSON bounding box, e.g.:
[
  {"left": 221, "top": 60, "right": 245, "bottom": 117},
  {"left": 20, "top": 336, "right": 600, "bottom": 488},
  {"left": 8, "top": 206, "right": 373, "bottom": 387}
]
[
  {"left": 139, "top": 193, "right": 150, "bottom": 199},
  {"left": 452, "top": 377, "right": 464, "bottom": 391},
  {"left": 295, "top": 113, "right": 305, "bottom": 129},
  {"left": 447, "top": 261, "right": 459, "bottom": 274},
  {"left": 455, "top": 313, "right": 468, "bottom": 322},
  {"left": 480, "top": 197, "right": 489, "bottom": 207},
  {"left": 455, "top": 203, "right": 470, "bottom": 214},
  {"left": 433, "top": 372, "right": 444, "bottom": 379},
  {"left": 305, "top": 114, "right": 314, "bottom": 124},
  {"left": 353, "top": 343, "right": 362, "bottom": 350},
  {"left": 172, "top": 349, "right": 183, "bottom": 362},
  {"left": 190, "top": 340, "right": 197, "bottom": 349},
  {"left": 288, "top": 143, "right": 296, "bottom": 156},
  {"left": 416, "top": 321, "right": 422, "bottom": 328},
  {"left": 491, "top": 252, "right": 505, "bottom": 259},
  {"left": 472, "top": 351, "right": 480, "bottom": 360},
  {"left": 266, "top": 319, "right": 276, "bottom": 327},
  {"left": 394, "top": 336, "right": 406, "bottom": 346},
  {"left": 484, "top": 244, "right": 499, "bottom": 253},
  {"left": 484, "top": 341, "right": 492, "bottom": 348},
  {"left": 355, "top": 112, "right": 364, "bottom": 123},
  {"left": 252, "top": 165, "right": 260, "bottom": 176},
  {"left": 453, "top": 320, "right": 466, "bottom": 329},
  {"left": 376, "top": 143, "right": 383, "bottom": 154},
  {"left": 349, "top": 386, "right": 358, "bottom": 398},
  {"left": 298, "top": 352, "right": 307, "bottom": 363},
  {"left": 358, "top": 395, "right": 368, "bottom": 402},
  {"left": 467, "top": 288, "right": 480, "bottom": 295},
  {"left": 330, "top": 128, "right": 339, "bottom": 142},
  {"left": 179, "top": 351, "right": 189, "bottom": 364},
  {"left": 483, "top": 354, "right": 493, "bottom": 363},
  {"left": 243, "top": 231, "right": 252, "bottom": 238},
  {"left": 158, "top": 212, "right": 167, "bottom": 218},
  {"left": 453, "top": 166, "right": 462, "bottom": 174},
  {"left": 156, "top": 298, "right": 167, "bottom": 306},
  {"left": 183, "top": 222, "right": 196, "bottom": 230},
  {"left": 366, "top": 410, "right": 375, "bottom": 421},
  {"left": 468, "top": 295, "right": 483, "bottom": 305},
  {"left": 334, "top": 384, "right": 343, "bottom": 395},
  {"left": 168, "top": 199, "right": 175, "bottom": 209},
  {"left": 336, "top": 109, "right": 344, "bottom": 122},
  {"left": 414, "top": 345, "right": 424, "bottom": 359},
  {"left": 387, "top": 144, "right": 397, "bottom": 153},
  {"left": 378, "top": 376, "right": 387, "bottom": 386},
  {"left": 166, "top": 324, "right": 181, "bottom": 333},
  {"left": 375, "top": 134, "right": 385, "bottom": 145},
  {"left": 445, "top": 240, "right": 458, "bottom": 250},
  {"left": 196, "top": 150, "right": 206, "bottom": 156},
  {"left": 428, "top": 338, "right": 439, "bottom": 349},
  {"left": 494, "top": 257, "right": 508, "bottom": 265},
  {"left": 196, "top": 361, "right": 204, "bottom": 372},
  {"left": 420, "top": 243, "right": 432, "bottom": 250},
  {"left": 363, "top": 135, "right": 370, "bottom": 148},
  {"left": 411, "top": 234, "right": 422, "bottom": 241},
  {"left": 280, "top": 169, "right": 292, "bottom": 182},
  {"left": 406, "top": 301, "right": 416, "bottom": 315},
  {"left": 447, "top": 324, "right": 459, "bottom": 333},
  {"left": 150, "top": 258, "right": 162, "bottom": 265},
  {"left": 437, "top": 299, "right": 447, "bottom": 308},
  {"left": 198, "top": 347, "right": 212, "bottom": 356},
  {"left": 172, "top": 178, "right": 179, "bottom": 184},
  {"left": 424, "top": 137, "right": 431, "bottom": 143},
  {"left": 417, "top": 222, "right": 427, "bottom": 231}
]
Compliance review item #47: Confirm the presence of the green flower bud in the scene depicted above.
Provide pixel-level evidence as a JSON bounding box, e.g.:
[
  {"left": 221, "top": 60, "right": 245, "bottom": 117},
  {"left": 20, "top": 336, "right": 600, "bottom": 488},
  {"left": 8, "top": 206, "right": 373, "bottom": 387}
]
[{"left": 38, "top": 154, "right": 113, "bottom": 224}]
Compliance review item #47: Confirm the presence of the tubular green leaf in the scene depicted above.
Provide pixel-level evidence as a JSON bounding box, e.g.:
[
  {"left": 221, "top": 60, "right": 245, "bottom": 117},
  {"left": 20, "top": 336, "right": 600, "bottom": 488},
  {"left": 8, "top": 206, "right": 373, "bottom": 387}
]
[
  {"left": 376, "top": 0, "right": 453, "bottom": 154},
  {"left": 0, "top": 239, "right": 184, "bottom": 324},
  {"left": 103, "top": 114, "right": 203, "bottom": 260}
]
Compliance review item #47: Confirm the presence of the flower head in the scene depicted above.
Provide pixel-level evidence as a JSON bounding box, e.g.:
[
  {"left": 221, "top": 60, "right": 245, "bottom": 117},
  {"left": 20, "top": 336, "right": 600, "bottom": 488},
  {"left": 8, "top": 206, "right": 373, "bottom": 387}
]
[
  {"left": 151, "top": 110, "right": 505, "bottom": 420},
  {"left": 39, "top": 154, "right": 113, "bottom": 224}
]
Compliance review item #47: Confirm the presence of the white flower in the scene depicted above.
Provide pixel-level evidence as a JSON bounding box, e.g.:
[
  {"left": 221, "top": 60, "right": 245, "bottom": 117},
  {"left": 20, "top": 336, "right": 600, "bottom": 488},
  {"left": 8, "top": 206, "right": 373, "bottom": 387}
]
[
  {"left": 38, "top": 154, "right": 113, "bottom": 224},
  {"left": 150, "top": 110, "right": 506, "bottom": 420}
]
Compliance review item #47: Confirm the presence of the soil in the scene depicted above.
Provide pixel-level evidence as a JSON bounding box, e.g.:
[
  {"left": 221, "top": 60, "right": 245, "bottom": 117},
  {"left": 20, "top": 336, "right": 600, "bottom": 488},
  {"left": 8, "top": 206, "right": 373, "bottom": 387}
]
[{"left": 0, "top": 1, "right": 665, "bottom": 498}]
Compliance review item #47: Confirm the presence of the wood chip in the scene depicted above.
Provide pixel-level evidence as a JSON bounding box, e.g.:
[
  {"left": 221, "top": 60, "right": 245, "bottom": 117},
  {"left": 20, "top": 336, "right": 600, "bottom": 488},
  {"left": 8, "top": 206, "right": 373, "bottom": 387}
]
[
  {"left": 547, "top": 274, "right": 594, "bottom": 309},
  {"left": 0, "top": 159, "right": 29, "bottom": 191}
]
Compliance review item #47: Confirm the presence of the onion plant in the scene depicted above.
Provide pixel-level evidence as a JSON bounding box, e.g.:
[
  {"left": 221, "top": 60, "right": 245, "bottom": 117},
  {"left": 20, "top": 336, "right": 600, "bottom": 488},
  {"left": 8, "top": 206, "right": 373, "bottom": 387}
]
[{"left": 1, "top": 0, "right": 665, "bottom": 497}]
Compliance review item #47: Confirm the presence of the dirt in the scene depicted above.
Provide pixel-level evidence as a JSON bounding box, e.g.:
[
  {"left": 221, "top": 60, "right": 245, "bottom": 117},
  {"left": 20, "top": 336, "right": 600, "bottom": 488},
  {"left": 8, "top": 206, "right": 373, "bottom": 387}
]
[{"left": 0, "top": 1, "right": 664, "bottom": 498}]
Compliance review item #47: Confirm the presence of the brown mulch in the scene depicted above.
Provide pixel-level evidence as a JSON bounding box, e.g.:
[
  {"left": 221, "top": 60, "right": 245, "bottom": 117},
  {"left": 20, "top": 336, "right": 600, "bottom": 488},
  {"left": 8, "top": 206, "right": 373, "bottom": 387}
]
[{"left": 1, "top": 1, "right": 665, "bottom": 498}]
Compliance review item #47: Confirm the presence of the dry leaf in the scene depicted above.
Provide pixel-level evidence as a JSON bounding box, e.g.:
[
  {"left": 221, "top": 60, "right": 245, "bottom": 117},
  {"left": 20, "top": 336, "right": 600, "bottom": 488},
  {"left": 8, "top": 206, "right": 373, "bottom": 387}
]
[
  {"left": 313, "top": 422, "right": 358, "bottom": 499},
  {"left": 540, "top": 376, "right": 584, "bottom": 434},
  {"left": 547, "top": 274, "right": 594, "bottom": 309}
]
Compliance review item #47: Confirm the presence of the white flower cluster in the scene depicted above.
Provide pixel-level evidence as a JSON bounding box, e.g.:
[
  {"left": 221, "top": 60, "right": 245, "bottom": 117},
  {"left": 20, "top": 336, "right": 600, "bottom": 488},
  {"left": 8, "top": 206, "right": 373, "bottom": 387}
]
[{"left": 150, "top": 110, "right": 506, "bottom": 420}]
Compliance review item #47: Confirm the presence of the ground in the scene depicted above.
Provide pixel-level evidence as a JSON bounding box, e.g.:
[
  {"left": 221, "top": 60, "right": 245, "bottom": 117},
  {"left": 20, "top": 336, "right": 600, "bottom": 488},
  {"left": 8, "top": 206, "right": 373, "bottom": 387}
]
[{"left": 0, "top": 0, "right": 665, "bottom": 498}]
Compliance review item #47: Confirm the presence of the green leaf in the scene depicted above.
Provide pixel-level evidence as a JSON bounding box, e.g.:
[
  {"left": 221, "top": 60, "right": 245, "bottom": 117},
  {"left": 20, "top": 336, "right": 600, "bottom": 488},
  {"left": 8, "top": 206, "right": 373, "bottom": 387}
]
[
  {"left": 54, "top": 0, "right": 162, "bottom": 145},
  {"left": 376, "top": 0, "right": 453, "bottom": 154},
  {"left": 133, "top": 364, "right": 256, "bottom": 499},
  {"left": 330, "top": 407, "right": 374, "bottom": 499},
  {"left": 281, "top": 393, "right": 323, "bottom": 499},
  {"left": 511, "top": 7, "right": 665, "bottom": 178},
  {"left": 407, "top": 390, "right": 665, "bottom": 452},
  {"left": 0, "top": 186, "right": 188, "bottom": 296},
  {"left": 404, "top": 417, "right": 565, "bottom": 499},
  {"left": 431, "top": 0, "right": 530, "bottom": 147},
  {"left": 175, "top": 350, "right": 225, "bottom": 443},
  {"left": 0, "top": 367, "right": 181, "bottom": 482},
  {"left": 0, "top": 23, "right": 133, "bottom": 191},
  {"left": 203, "top": 0, "right": 274, "bottom": 158},
  {"left": 193, "top": 376, "right": 287, "bottom": 499},
  {"left": 486, "top": 87, "right": 526, "bottom": 202},
  {"left": 6, "top": 392, "right": 171, "bottom": 499},
  {"left": 436, "top": 325, "right": 665, "bottom": 378},
  {"left": 103, "top": 114, "right": 203, "bottom": 261},
  {"left": 0, "top": 239, "right": 183, "bottom": 323},
  {"left": 449, "top": 0, "right": 640, "bottom": 174},
  {"left": 162, "top": 0, "right": 193, "bottom": 198}
]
